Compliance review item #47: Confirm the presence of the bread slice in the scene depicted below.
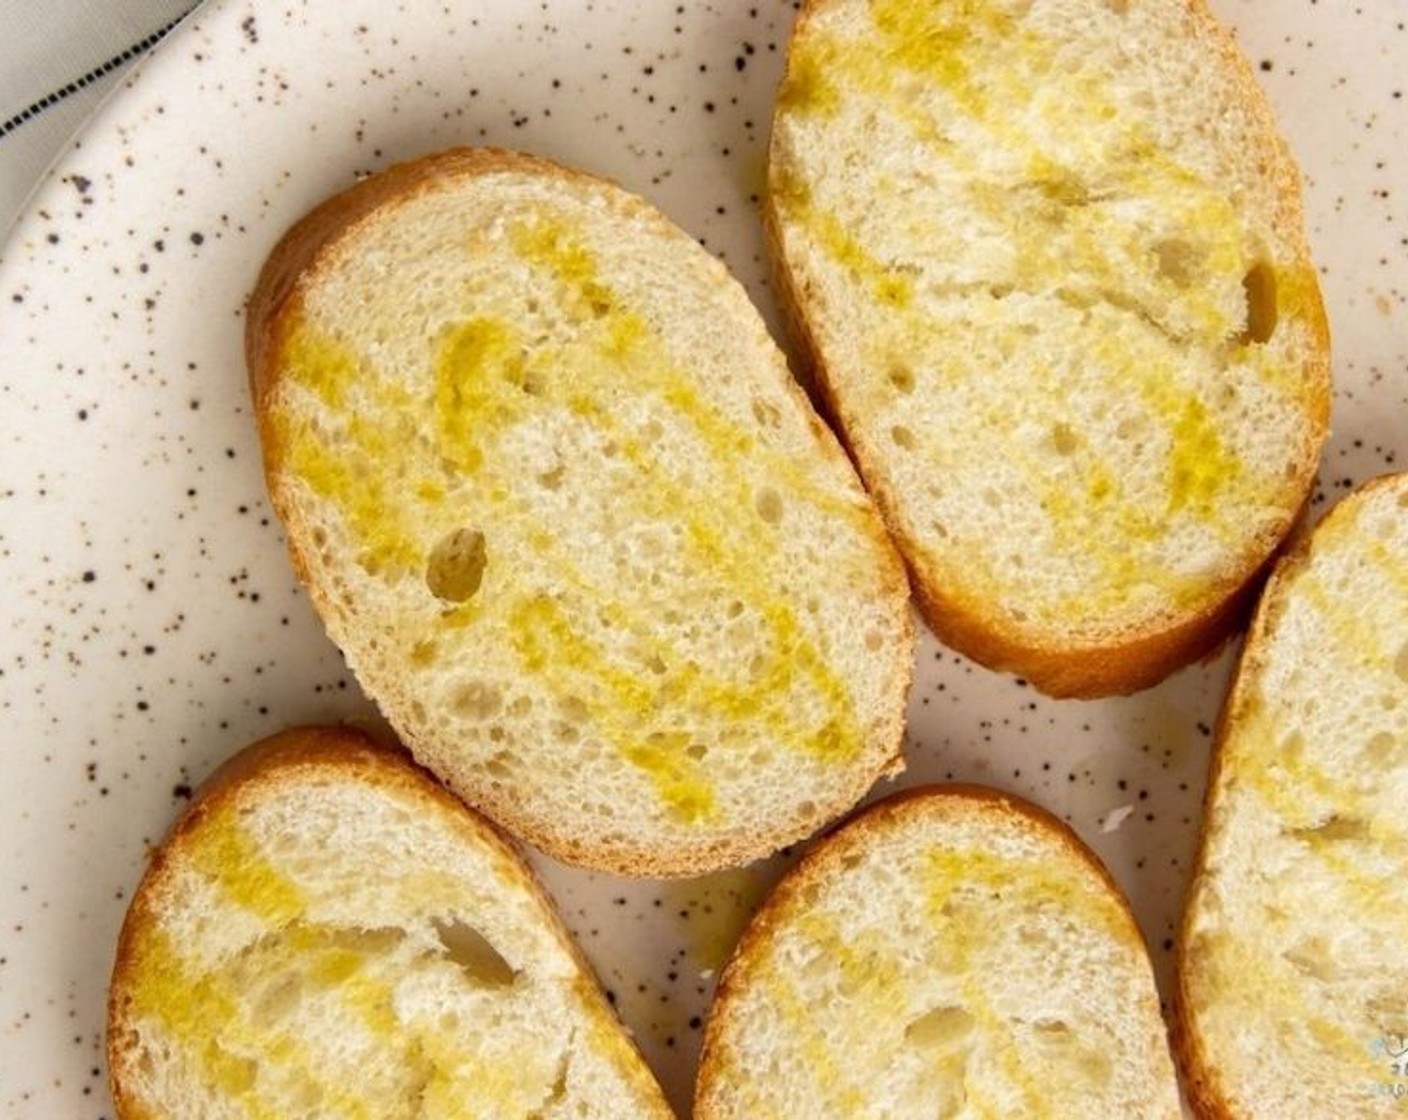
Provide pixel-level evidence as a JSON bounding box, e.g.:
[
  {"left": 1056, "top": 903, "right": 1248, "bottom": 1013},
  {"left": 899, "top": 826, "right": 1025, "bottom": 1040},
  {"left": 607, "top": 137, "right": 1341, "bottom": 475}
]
[
  {"left": 1175, "top": 473, "right": 1408, "bottom": 1118},
  {"left": 766, "top": 0, "right": 1331, "bottom": 697},
  {"left": 106, "top": 725, "right": 675, "bottom": 1120},
  {"left": 246, "top": 147, "right": 913, "bottom": 876},
  {"left": 695, "top": 785, "right": 1183, "bottom": 1118}
]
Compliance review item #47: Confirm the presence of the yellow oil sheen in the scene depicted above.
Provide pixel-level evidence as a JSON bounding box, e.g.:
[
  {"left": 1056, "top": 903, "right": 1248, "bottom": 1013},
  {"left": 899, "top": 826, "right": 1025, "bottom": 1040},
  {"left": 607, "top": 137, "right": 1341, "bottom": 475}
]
[
  {"left": 1190, "top": 927, "right": 1381, "bottom": 1078},
  {"left": 1164, "top": 396, "right": 1242, "bottom": 516},
  {"left": 271, "top": 212, "right": 874, "bottom": 824},
  {"left": 274, "top": 321, "right": 425, "bottom": 576},
  {"left": 128, "top": 897, "right": 376, "bottom": 1118},
  {"left": 871, "top": 0, "right": 1018, "bottom": 112},
  {"left": 811, "top": 208, "right": 915, "bottom": 309},
  {"left": 745, "top": 840, "right": 1130, "bottom": 1117},
  {"left": 775, "top": 0, "right": 1322, "bottom": 633},
  {"left": 921, "top": 844, "right": 1129, "bottom": 942},
  {"left": 186, "top": 806, "right": 306, "bottom": 925},
  {"left": 434, "top": 316, "right": 529, "bottom": 474},
  {"left": 776, "top": 32, "right": 842, "bottom": 117},
  {"left": 498, "top": 217, "right": 865, "bottom": 797},
  {"left": 1189, "top": 495, "right": 1408, "bottom": 1100},
  {"left": 127, "top": 815, "right": 554, "bottom": 1118}
]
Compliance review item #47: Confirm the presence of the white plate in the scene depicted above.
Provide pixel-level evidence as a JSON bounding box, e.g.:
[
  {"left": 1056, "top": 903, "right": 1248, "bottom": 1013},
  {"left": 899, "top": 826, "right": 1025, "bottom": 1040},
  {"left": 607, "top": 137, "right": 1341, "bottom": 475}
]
[{"left": 1, "top": 0, "right": 1404, "bottom": 1114}]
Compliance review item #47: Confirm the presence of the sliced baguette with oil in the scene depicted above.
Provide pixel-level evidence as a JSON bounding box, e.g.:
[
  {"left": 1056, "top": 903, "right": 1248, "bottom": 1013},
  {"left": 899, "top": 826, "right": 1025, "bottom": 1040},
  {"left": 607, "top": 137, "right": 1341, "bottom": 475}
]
[
  {"left": 1176, "top": 472, "right": 1408, "bottom": 1118},
  {"left": 106, "top": 724, "right": 674, "bottom": 1119},
  {"left": 246, "top": 147, "right": 913, "bottom": 876},
  {"left": 766, "top": 0, "right": 1331, "bottom": 696},
  {"left": 695, "top": 785, "right": 1183, "bottom": 1118}
]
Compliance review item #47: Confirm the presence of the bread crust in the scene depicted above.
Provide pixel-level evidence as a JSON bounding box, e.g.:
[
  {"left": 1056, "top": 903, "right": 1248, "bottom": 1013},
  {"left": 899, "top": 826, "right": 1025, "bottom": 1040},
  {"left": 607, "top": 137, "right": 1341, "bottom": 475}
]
[
  {"left": 245, "top": 146, "right": 914, "bottom": 876},
  {"left": 695, "top": 783, "right": 1170, "bottom": 1117},
  {"left": 1172, "top": 472, "right": 1408, "bottom": 1120},
  {"left": 106, "top": 724, "right": 675, "bottom": 1119},
  {"left": 764, "top": 0, "right": 1332, "bottom": 699}
]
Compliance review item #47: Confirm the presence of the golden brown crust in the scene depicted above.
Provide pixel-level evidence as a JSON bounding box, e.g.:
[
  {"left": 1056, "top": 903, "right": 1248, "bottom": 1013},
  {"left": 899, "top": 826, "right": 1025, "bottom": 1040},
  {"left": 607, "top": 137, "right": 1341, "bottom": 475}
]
[
  {"left": 107, "top": 724, "right": 674, "bottom": 1119},
  {"left": 695, "top": 783, "right": 1156, "bottom": 1116},
  {"left": 763, "top": 0, "right": 1331, "bottom": 700}
]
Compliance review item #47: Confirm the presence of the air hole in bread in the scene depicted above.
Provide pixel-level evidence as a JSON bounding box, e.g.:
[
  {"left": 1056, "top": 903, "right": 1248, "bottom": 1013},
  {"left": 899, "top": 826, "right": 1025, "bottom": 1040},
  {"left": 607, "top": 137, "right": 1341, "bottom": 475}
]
[
  {"left": 645, "top": 653, "right": 668, "bottom": 675},
  {"left": 521, "top": 368, "right": 548, "bottom": 397},
  {"left": 686, "top": 743, "right": 709, "bottom": 760},
  {"left": 864, "top": 629, "right": 885, "bottom": 651},
  {"left": 891, "top": 425, "right": 917, "bottom": 450},
  {"left": 836, "top": 949, "right": 887, "bottom": 998},
  {"left": 1393, "top": 640, "right": 1408, "bottom": 685},
  {"left": 1103, "top": 0, "right": 1130, "bottom": 13},
  {"left": 751, "top": 397, "right": 782, "bottom": 429},
  {"left": 1032, "top": 1018, "right": 1074, "bottom": 1042},
  {"left": 1050, "top": 422, "right": 1080, "bottom": 455},
  {"left": 756, "top": 487, "right": 785, "bottom": 524},
  {"left": 432, "top": 917, "right": 519, "bottom": 988},
  {"left": 1288, "top": 813, "right": 1371, "bottom": 848},
  {"left": 905, "top": 1005, "right": 975, "bottom": 1050},
  {"left": 1364, "top": 730, "right": 1405, "bottom": 768},
  {"left": 425, "top": 527, "right": 487, "bottom": 603},
  {"left": 252, "top": 975, "right": 303, "bottom": 1022},
  {"left": 888, "top": 362, "right": 916, "bottom": 394},
  {"left": 1240, "top": 260, "right": 1278, "bottom": 344},
  {"left": 559, "top": 694, "right": 590, "bottom": 724},
  {"left": 1282, "top": 937, "right": 1334, "bottom": 982},
  {"left": 452, "top": 680, "right": 503, "bottom": 721},
  {"left": 1154, "top": 238, "right": 1201, "bottom": 286}
]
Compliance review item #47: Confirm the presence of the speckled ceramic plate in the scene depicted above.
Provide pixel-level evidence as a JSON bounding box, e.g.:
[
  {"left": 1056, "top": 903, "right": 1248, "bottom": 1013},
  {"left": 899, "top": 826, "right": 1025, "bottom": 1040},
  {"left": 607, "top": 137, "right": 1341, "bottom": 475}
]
[{"left": 1, "top": 1, "right": 1404, "bottom": 1114}]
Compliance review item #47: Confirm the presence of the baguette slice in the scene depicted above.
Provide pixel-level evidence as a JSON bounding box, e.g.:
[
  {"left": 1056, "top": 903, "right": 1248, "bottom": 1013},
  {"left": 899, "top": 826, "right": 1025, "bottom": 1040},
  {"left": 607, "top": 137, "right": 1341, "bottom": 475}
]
[
  {"left": 695, "top": 785, "right": 1183, "bottom": 1118},
  {"left": 1176, "top": 473, "right": 1408, "bottom": 1118},
  {"left": 246, "top": 147, "right": 913, "bottom": 876},
  {"left": 107, "top": 725, "right": 675, "bottom": 1120},
  {"left": 766, "top": 0, "right": 1331, "bottom": 697}
]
